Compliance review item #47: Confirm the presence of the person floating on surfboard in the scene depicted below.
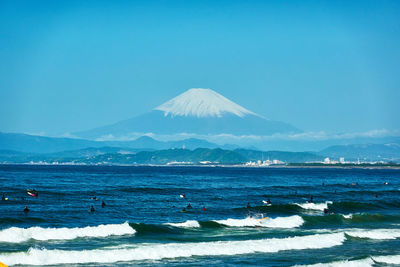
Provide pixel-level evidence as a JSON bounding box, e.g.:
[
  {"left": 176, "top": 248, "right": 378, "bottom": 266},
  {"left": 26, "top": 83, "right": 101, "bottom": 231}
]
[
  {"left": 23, "top": 206, "right": 29, "bottom": 213},
  {"left": 27, "top": 189, "right": 38, "bottom": 197}
]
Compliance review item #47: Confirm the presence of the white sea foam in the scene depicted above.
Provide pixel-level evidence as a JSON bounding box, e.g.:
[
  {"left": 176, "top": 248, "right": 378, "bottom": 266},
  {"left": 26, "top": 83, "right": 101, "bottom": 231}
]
[
  {"left": 342, "top": 214, "right": 353, "bottom": 219},
  {"left": 0, "top": 222, "right": 135, "bottom": 243},
  {"left": 298, "top": 254, "right": 400, "bottom": 267},
  {"left": 214, "top": 215, "right": 304, "bottom": 228},
  {"left": 297, "top": 258, "right": 374, "bottom": 267},
  {"left": 164, "top": 220, "right": 200, "bottom": 228},
  {"left": 345, "top": 229, "right": 400, "bottom": 240},
  {"left": 295, "top": 201, "right": 332, "bottom": 211},
  {"left": 1, "top": 233, "right": 345, "bottom": 265},
  {"left": 373, "top": 254, "right": 400, "bottom": 264}
]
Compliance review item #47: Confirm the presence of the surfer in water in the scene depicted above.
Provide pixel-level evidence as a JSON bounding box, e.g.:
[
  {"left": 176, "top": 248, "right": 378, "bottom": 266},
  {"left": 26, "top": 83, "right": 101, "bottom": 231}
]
[
  {"left": 309, "top": 195, "right": 313, "bottom": 203},
  {"left": 102, "top": 200, "right": 106, "bottom": 208},
  {"left": 90, "top": 206, "right": 95, "bottom": 212},
  {"left": 324, "top": 208, "right": 333, "bottom": 215},
  {"left": 202, "top": 206, "right": 206, "bottom": 211},
  {"left": 1, "top": 194, "right": 5, "bottom": 201},
  {"left": 267, "top": 198, "right": 271, "bottom": 204},
  {"left": 247, "top": 202, "right": 251, "bottom": 208},
  {"left": 182, "top": 207, "right": 186, "bottom": 212},
  {"left": 24, "top": 206, "right": 29, "bottom": 213},
  {"left": 187, "top": 203, "right": 192, "bottom": 209}
]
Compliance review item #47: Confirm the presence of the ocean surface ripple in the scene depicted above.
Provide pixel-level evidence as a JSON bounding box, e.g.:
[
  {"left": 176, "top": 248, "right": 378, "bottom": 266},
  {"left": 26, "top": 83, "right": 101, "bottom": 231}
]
[{"left": 0, "top": 165, "right": 399, "bottom": 266}]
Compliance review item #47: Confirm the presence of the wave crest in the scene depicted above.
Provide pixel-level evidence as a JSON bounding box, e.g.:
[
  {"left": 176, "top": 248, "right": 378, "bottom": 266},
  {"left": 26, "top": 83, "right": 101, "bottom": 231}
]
[
  {"left": 345, "top": 229, "right": 400, "bottom": 240},
  {"left": 214, "top": 215, "right": 304, "bottom": 228},
  {"left": 164, "top": 220, "right": 201, "bottom": 228},
  {"left": 0, "top": 233, "right": 345, "bottom": 265},
  {"left": 0, "top": 222, "right": 135, "bottom": 243},
  {"left": 295, "top": 201, "right": 332, "bottom": 211}
]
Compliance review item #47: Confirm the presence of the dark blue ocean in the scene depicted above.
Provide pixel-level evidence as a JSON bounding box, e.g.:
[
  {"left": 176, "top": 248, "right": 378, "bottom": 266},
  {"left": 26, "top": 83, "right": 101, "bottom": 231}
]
[{"left": 0, "top": 165, "right": 400, "bottom": 266}]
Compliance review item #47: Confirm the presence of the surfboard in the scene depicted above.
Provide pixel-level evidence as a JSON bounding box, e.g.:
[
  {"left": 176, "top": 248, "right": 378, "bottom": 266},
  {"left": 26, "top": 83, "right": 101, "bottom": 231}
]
[
  {"left": 262, "top": 200, "right": 271, "bottom": 206},
  {"left": 27, "top": 190, "right": 38, "bottom": 197}
]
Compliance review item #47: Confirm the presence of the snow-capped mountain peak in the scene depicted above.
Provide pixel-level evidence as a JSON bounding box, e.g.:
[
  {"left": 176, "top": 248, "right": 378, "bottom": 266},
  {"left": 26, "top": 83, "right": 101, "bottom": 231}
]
[{"left": 154, "top": 88, "right": 258, "bottom": 118}]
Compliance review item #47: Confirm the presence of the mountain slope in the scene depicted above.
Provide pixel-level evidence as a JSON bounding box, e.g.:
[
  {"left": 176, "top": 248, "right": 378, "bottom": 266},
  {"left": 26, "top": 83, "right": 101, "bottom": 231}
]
[
  {"left": 0, "top": 132, "right": 100, "bottom": 153},
  {"left": 76, "top": 88, "right": 299, "bottom": 140},
  {"left": 155, "top": 88, "right": 257, "bottom": 118}
]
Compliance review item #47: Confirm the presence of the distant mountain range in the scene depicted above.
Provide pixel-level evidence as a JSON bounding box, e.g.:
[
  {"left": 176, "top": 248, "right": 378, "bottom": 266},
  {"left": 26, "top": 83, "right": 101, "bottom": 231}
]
[
  {"left": 0, "top": 132, "right": 399, "bottom": 164},
  {"left": 321, "top": 143, "right": 400, "bottom": 162},
  {"left": 0, "top": 132, "right": 221, "bottom": 153},
  {"left": 75, "top": 88, "right": 299, "bottom": 140},
  {"left": 0, "top": 147, "right": 323, "bottom": 165}
]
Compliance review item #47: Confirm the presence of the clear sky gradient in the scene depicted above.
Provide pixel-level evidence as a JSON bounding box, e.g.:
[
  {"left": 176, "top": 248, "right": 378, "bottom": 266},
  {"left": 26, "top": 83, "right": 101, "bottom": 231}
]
[{"left": 1, "top": 0, "right": 399, "bottom": 136}]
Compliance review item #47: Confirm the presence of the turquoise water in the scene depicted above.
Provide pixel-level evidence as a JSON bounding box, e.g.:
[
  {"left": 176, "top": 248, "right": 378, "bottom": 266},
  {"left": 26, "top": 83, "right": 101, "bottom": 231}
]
[{"left": 0, "top": 165, "right": 400, "bottom": 266}]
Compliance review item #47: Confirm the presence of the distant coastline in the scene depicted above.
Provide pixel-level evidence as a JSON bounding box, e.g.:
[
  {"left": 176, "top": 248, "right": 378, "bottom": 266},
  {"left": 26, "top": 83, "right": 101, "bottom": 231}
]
[{"left": 1, "top": 162, "right": 399, "bottom": 169}]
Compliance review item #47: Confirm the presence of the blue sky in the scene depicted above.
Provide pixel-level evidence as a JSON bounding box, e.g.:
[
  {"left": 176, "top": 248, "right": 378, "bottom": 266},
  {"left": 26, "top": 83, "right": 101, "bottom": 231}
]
[{"left": 1, "top": 0, "right": 399, "bottom": 136}]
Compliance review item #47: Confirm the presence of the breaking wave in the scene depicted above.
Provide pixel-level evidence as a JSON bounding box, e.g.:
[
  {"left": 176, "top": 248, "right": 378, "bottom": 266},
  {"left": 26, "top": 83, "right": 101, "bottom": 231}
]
[
  {"left": 214, "top": 215, "right": 304, "bottom": 228},
  {"left": 164, "top": 220, "right": 201, "bottom": 228},
  {"left": 298, "top": 258, "right": 374, "bottom": 267},
  {"left": 1, "top": 233, "right": 345, "bottom": 265},
  {"left": 295, "top": 201, "right": 332, "bottom": 211},
  {"left": 299, "top": 254, "right": 400, "bottom": 266},
  {"left": 0, "top": 222, "right": 135, "bottom": 243},
  {"left": 345, "top": 229, "right": 400, "bottom": 240},
  {"left": 373, "top": 254, "right": 400, "bottom": 264}
]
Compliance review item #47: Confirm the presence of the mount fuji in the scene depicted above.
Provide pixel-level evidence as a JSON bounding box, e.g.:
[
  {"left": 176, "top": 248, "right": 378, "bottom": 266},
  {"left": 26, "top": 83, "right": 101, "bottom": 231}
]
[{"left": 76, "top": 88, "right": 299, "bottom": 140}]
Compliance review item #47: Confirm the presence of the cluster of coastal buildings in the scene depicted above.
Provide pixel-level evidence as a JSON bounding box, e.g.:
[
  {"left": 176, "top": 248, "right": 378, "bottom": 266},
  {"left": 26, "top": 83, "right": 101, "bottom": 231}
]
[
  {"left": 323, "top": 157, "right": 346, "bottom": 164},
  {"left": 321, "top": 157, "right": 386, "bottom": 165},
  {"left": 244, "top": 159, "right": 285, "bottom": 167},
  {"left": 244, "top": 157, "right": 392, "bottom": 167}
]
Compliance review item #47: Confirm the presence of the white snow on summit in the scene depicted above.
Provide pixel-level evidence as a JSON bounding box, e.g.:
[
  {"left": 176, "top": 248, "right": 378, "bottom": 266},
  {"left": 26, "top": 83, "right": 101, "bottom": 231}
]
[{"left": 155, "top": 88, "right": 258, "bottom": 118}]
